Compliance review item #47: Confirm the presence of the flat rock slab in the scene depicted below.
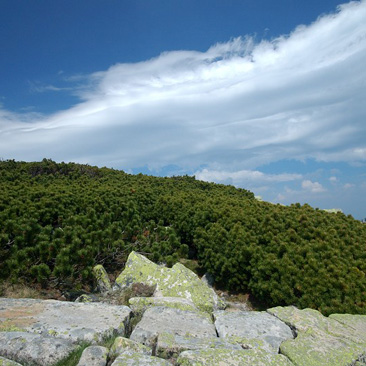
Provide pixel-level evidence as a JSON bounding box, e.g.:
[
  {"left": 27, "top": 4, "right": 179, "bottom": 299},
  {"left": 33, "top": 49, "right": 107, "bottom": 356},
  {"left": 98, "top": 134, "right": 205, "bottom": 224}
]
[
  {"left": 176, "top": 348, "right": 294, "bottom": 366},
  {"left": 0, "top": 331, "right": 77, "bottom": 366},
  {"left": 77, "top": 346, "right": 108, "bottom": 366},
  {"left": 156, "top": 333, "right": 243, "bottom": 359},
  {"left": 268, "top": 306, "right": 366, "bottom": 366},
  {"left": 130, "top": 306, "right": 217, "bottom": 348},
  {"left": 111, "top": 353, "right": 171, "bottom": 366},
  {"left": 214, "top": 310, "right": 293, "bottom": 353},
  {"left": 0, "top": 298, "right": 131, "bottom": 343},
  {"left": 115, "top": 251, "right": 225, "bottom": 313}
]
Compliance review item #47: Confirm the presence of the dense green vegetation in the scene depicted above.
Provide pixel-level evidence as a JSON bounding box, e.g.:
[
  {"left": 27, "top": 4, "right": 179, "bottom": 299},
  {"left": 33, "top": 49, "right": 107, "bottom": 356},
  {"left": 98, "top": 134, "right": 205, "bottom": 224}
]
[{"left": 1, "top": 159, "right": 366, "bottom": 315}]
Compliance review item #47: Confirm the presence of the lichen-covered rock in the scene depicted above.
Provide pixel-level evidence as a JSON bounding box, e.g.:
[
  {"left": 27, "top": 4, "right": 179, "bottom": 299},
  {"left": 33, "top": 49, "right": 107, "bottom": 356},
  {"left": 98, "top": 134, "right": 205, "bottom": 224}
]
[
  {"left": 93, "top": 264, "right": 112, "bottom": 293},
  {"left": 0, "top": 357, "right": 23, "bottom": 366},
  {"left": 0, "top": 298, "right": 131, "bottom": 344},
  {"left": 111, "top": 353, "right": 171, "bottom": 366},
  {"left": 214, "top": 310, "right": 294, "bottom": 353},
  {"left": 176, "top": 348, "right": 294, "bottom": 365},
  {"left": 114, "top": 251, "right": 225, "bottom": 313},
  {"left": 128, "top": 297, "right": 199, "bottom": 317},
  {"left": 0, "top": 332, "right": 77, "bottom": 366},
  {"left": 74, "top": 294, "right": 100, "bottom": 303},
  {"left": 77, "top": 346, "right": 108, "bottom": 366},
  {"left": 130, "top": 306, "right": 217, "bottom": 348},
  {"left": 109, "top": 337, "right": 152, "bottom": 359},
  {"left": 156, "top": 333, "right": 243, "bottom": 359},
  {"left": 328, "top": 313, "right": 366, "bottom": 342},
  {"left": 268, "top": 306, "right": 366, "bottom": 366}
]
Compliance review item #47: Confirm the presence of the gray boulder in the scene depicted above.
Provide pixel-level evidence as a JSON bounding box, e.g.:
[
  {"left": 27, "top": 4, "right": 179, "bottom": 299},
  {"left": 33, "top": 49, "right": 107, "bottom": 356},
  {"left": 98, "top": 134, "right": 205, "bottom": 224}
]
[
  {"left": 76, "top": 346, "right": 108, "bottom": 366},
  {"left": 93, "top": 264, "right": 112, "bottom": 293},
  {"left": 0, "top": 332, "right": 77, "bottom": 366},
  {"left": 130, "top": 306, "right": 217, "bottom": 348},
  {"left": 114, "top": 251, "right": 225, "bottom": 313},
  {"left": 214, "top": 310, "right": 294, "bottom": 353}
]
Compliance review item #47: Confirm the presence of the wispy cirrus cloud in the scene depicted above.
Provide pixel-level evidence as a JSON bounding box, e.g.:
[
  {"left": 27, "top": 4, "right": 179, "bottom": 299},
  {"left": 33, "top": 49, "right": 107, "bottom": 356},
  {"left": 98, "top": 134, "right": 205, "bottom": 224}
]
[{"left": 0, "top": 1, "right": 365, "bottom": 216}]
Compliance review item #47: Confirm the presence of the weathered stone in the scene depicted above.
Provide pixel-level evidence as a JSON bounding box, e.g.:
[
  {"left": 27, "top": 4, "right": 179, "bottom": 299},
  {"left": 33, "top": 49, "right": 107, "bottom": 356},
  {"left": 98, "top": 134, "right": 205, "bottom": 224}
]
[
  {"left": 0, "top": 331, "right": 77, "bottom": 366},
  {"left": 0, "top": 357, "right": 23, "bottom": 366},
  {"left": 214, "top": 310, "right": 293, "bottom": 353},
  {"left": 111, "top": 353, "right": 171, "bottom": 366},
  {"left": 329, "top": 313, "right": 366, "bottom": 342},
  {"left": 0, "top": 298, "right": 131, "bottom": 343},
  {"left": 76, "top": 346, "right": 108, "bottom": 366},
  {"left": 130, "top": 306, "right": 217, "bottom": 348},
  {"left": 93, "top": 264, "right": 112, "bottom": 293},
  {"left": 109, "top": 337, "right": 152, "bottom": 359},
  {"left": 268, "top": 306, "right": 366, "bottom": 366},
  {"left": 114, "top": 251, "right": 225, "bottom": 313},
  {"left": 156, "top": 332, "right": 243, "bottom": 359},
  {"left": 74, "top": 294, "right": 100, "bottom": 303},
  {"left": 176, "top": 348, "right": 294, "bottom": 365},
  {"left": 128, "top": 296, "right": 198, "bottom": 317}
]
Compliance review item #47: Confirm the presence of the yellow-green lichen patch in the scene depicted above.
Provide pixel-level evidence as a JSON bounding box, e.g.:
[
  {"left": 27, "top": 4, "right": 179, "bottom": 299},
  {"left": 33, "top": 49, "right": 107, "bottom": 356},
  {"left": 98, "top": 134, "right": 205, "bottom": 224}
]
[
  {"left": 0, "top": 320, "right": 24, "bottom": 332},
  {"left": 48, "top": 329, "right": 59, "bottom": 337},
  {"left": 76, "top": 294, "right": 94, "bottom": 303}
]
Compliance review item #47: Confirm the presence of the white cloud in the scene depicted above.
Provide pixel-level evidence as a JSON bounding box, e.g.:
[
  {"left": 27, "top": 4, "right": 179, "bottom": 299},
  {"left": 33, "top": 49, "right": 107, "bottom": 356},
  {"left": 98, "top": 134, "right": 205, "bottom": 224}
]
[
  {"left": 195, "top": 168, "right": 302, "bottom": 186},
  {"left": 302, "top": 180, "right": 326, "bottom": 193},
  {"left": 0, "top": 1, "right": 365, "bottom": 177},
  {"left": 329, "top": 176, "right": 338, "bottom": 183}
]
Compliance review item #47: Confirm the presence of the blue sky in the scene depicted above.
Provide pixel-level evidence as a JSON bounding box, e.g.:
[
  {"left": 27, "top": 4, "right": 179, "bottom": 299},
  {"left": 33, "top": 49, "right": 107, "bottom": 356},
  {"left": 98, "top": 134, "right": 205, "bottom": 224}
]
[{"left": 0, "top": 1, "right": 365, "bottom": 220}]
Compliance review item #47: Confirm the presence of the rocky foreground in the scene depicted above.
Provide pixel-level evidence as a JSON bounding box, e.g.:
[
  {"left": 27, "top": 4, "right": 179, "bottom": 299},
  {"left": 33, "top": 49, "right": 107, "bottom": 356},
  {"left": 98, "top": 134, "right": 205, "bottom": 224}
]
[{"left": 0, "top": 252, "right": 366, "bottom": 366}]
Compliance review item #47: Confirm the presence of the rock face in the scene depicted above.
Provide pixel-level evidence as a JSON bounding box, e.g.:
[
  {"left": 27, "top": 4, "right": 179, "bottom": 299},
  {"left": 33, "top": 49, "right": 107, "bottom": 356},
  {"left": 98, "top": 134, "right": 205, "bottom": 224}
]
[{"left": 1, "top": 252, "right": 366, "bottom": 366}]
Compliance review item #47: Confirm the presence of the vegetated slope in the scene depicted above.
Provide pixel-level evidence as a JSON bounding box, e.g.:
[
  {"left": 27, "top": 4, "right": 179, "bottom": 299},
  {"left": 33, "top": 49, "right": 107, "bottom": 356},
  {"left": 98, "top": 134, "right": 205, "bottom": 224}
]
[{"left": 0, "top": 159, "right": 365, "bottom": 315}]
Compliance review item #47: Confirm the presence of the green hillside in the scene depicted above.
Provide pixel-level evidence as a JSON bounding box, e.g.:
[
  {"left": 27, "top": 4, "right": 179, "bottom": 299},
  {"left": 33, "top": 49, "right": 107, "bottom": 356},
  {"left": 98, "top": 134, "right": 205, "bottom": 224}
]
[{"left": 1, "top": 159, "right": 365, "bottom": 315}]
